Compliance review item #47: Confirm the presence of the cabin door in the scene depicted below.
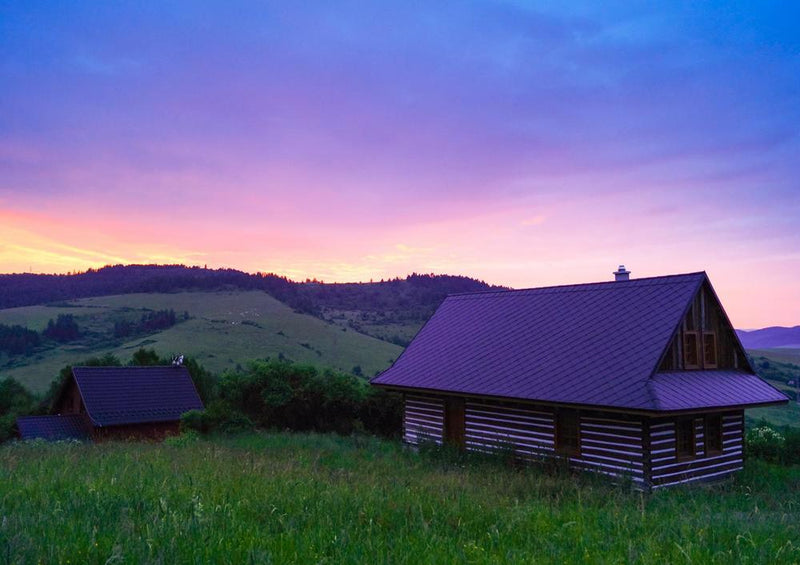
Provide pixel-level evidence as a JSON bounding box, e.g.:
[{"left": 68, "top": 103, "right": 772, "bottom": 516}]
[{"left": 444, "top": 398, "right": 466, "bottom": 448}]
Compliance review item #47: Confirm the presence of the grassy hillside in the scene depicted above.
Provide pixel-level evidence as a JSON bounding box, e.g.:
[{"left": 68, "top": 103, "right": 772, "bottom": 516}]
[
  {"left": 1, "top": 432, "right": 799, "bottom": 564},
  {"left": 751, "top": 347, "right": 800, "bottom": 366},
  {"left": 0, "top": 291, "right": 402, "bottom": 393},
  {"left": 746, "top": 348, "right": 800, "bottom": 428}
]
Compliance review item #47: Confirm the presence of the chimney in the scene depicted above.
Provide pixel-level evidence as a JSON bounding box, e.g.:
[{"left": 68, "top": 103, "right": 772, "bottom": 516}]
[{"left": 613, "top": 265, "right": 630, "bottom": 282}]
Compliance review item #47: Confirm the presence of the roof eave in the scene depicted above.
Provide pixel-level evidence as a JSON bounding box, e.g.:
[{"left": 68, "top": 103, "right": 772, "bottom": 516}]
[{"left": 373, "top": 383, "right": 789, "bottom": 416}]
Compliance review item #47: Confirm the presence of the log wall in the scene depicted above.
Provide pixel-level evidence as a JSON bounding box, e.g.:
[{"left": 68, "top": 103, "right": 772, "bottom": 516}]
[
  {"left": 571, "top": 413, "right": 645, "bottom": 485},
  {"left": 403, "top": 394, "right": 445, "bottom": 445},
  {"left": 403, "top": 394, "right": 646, "bottom": 486},
  {"left": 402, "top": 394, "right": 744, "bottom": 489},
  {"left": 649, "top": 410, "right": 744, "bottom": 489}
]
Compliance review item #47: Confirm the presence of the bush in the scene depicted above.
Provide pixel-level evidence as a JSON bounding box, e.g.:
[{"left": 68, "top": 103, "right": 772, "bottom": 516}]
[
  {"left": 745, "top": 425, "right": 797, "bottom": 464},
  {"left": 218, "top": 360, "right": 400, "bottom": 437},
  {"left": 43, "top": 314, "right": 80, "bottom": 342},
  {"left": 180, "top": 402, "right": 253, "bottom": 435},
  {"left": 0, "top": 324, "right": 40, "bottom": 356},
  {"left": 0, "top": 377, "right": 38, "bottom": 442}
]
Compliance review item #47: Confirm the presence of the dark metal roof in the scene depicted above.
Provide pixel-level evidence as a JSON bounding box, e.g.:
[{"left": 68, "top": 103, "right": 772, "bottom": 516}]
[
  {"left": 72, "top": 366, "right": 204, "bottom": 427},
  {"left": 649, "top": 370, "right": 788, "bottom": 411},
  {"left": 16, "top": 414, "right": 91, "bottom": 441},
  {"left": 371, "top": 272, "right": 788, "bottom": 411}
]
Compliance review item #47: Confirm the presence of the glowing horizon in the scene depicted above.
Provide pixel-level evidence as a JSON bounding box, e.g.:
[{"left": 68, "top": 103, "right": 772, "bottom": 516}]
[{"left": 1, "top": 2, "right": 799, "bottom": 328}]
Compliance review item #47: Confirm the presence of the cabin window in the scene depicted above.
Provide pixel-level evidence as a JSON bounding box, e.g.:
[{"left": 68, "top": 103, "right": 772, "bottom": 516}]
[
  {"left": 556, "top": 410, "right": 580, "bottom": 456},
  {"left": 676, "top": 419, "right": 696, "bottom": 459},
  {"left": 683, "top": 331, "right": 700, "bottom": 369},
  {"left": 705, "top": 415, "right": 723, "bottom": 455},
  {"left": 703, "top": 332, "right": 717, "bottom": 368}
]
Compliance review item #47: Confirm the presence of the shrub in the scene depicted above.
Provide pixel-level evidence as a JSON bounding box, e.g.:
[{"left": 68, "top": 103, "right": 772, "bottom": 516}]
[
  {"left": 180, "top": 402, "right": 253, "bottom": 435},
  {"left": 43, "top": 314, "right": 80, "bottom": 342},
  {"left": 746, "top": 425, "right": 786, "bottom": 463},
  {"left": 218, "top": 360, "right": 399, "bottom": 437},
  {"left": 0, "top": 377, "right": 38, "bottom": 442}
]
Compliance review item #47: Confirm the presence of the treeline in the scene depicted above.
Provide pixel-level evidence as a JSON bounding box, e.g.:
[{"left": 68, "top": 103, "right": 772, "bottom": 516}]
[
  {"left": 297, "top": 272, "right": 500, "bottom": 321},
  {"left": 0, "top": 314, "right": 79, "bottom": 357},
  {"left": 114, "top": 309, "right": 181, "bottom": 338},
  {"left": 0, "top": 265, "right": 305, "bottom": 311},
  {"left": 43, "top": 314, "right": 80, "bottom": 342},
  {"left": 0, "top": 264, "right": 498, "bottom": 323},
  {"left": 0, "top": 325, "right": 40, "bottom": 355}
]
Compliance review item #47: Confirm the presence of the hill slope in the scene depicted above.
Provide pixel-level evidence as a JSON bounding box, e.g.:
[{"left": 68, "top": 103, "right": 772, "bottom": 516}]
[
  {"left": 737, "top": 326, "right": 800, "bottom": 349},
  {"left": 0, "top": 264, "right": 498, "bottom": 346},
  {"left": 0, "top": 291, "right": 403, "bottom": 393}
]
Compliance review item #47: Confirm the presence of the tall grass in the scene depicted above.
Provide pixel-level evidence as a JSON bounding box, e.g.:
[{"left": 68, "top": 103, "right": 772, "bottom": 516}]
[{"left": 1, "top": 433, "right": 799, "bottom": 564}]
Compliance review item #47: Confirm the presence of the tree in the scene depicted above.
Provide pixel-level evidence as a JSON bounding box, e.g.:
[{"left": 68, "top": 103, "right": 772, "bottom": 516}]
[{"left": 43, "top": 314, "right": 80, "bottom": 342}]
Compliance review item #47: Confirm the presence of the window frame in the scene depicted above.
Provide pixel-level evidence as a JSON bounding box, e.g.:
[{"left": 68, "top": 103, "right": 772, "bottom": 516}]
[
  {"left": 683, "top": 331, "right": 701, "bottom": 369},
  {"left": 702, "top": 332, "right": 718, "bottom": 368},
  {"left": 555, "top": 409, "right": 580, "bottom": 457},
  {"left": 675, "top": 418, "right": 696, "bottom": 460}
]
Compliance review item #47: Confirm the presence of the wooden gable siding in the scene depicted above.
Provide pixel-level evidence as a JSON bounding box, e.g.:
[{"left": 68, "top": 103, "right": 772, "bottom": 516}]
[
  {"left": 54, "top": 378, "right": 84, "bottom": 415},
  {"left": 648, "top": 411, "right": 743, "bottom": 489},
  {"left": 659, "top": 282, "right": 746, "bottom": 372}
]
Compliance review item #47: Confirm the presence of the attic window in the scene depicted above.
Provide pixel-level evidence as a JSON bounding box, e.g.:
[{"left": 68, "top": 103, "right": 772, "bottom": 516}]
[
  {"left": 703, "top": 332, "right": 717, "bottom": 368},
  {"left": 556, "top": 410, "right": 580, "bottom": 456},
  {"left": 683, "top": 331, "right": 700, "bottom": 369},
  {"left": 676, "top": 418, "right": 696, "bottom": 460}
]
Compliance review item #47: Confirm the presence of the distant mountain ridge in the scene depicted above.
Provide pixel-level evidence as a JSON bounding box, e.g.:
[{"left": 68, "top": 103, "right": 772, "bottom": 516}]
[{"left": 737, "top": 326, "right": 800, "bottom": 349}]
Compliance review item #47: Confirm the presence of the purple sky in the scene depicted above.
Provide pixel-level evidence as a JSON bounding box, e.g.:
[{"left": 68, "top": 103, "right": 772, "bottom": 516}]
[{"left": 1, "top": 1, "right": 799, "bottom": 327}]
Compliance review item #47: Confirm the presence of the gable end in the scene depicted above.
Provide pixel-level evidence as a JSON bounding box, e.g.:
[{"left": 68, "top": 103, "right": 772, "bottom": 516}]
[{"left": 654, "top": 276, "right": 753, "bottom": 374}]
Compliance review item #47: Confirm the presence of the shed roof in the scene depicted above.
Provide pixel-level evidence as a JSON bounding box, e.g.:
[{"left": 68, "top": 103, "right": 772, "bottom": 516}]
[
  {"left": 371, "top": 272, "right": 787, "bottom": 412},
  {"left": 649, "top": 370, "right": 787, "bottom": 411},
  {"left": 17, "top": 414, "right": 91, "bottom": 441},
  {"left": 71, "top": 365, "right": 204, "bottom": 427}
]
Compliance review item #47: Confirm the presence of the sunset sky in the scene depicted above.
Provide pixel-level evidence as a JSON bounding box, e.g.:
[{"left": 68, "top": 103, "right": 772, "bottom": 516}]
[{"left": 1, "top": 2, "right": 798, "bottom": 327}]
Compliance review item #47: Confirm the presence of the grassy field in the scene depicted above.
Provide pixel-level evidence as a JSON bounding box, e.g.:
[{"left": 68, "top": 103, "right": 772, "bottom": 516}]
[
  {"left": 748, "top": 401, "right": 800, "bottom": 428},
  {"left": 751, "top": 348, "right": 800, "bottom": 366},
  {"left": 747, "top": 348, "right": 800, "bottom": 428},
  {"left": 321, "top": 308, "right": 423, "bottom": 345},
  {"left": 0, "top": 432, "right": 799, "bottom": 564},
  {"left": 0, "top": 291, "right": 402, "bottom": 393}
]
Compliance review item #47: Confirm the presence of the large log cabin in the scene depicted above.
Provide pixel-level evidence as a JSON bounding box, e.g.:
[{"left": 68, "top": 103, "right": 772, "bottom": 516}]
[
  {"left": 17, "top": 365, "right": 203, "bottom": 441},
  {"left": 371, "top": 269, "right": 787, "bottom": 489}
]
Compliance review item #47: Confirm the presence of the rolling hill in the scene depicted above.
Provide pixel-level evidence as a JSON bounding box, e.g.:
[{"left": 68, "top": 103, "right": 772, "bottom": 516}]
[
  {"left": 737, "top": 326, "right": 800, "bottom": 349},
  {"left": 0, "top": 291, "right": 403, "bottom": 394}
]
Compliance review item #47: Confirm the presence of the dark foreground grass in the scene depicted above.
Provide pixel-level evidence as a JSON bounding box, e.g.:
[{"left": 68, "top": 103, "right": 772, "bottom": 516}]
[{"left": 1, "top": 433, "right": 800, "bottom": 564}]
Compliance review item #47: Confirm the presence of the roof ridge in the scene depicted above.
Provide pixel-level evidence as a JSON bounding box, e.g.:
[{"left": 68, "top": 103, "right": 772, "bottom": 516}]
[
  {"left": 73, "top": 364, "right": 185, "bottom": 369},
  {"left": 446, "top": 272, "right": 706, "bottom": 299}
]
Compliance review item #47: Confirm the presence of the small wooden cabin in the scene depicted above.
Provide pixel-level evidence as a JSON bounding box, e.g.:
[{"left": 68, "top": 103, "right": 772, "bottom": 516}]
[
  {"left": 17, "top": 365, "right": 204, "bottom": 441},
  {"left": 371, "top": 270, "right": 787, "bottom": 489}
]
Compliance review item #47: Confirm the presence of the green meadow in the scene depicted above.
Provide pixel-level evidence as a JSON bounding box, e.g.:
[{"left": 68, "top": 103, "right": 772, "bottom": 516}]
[
  {"left": 0, "top": 291, "right": 402, "bottom": 393},
  {"left": 1, "top": 432, "right": 799, "bottom": 564}
]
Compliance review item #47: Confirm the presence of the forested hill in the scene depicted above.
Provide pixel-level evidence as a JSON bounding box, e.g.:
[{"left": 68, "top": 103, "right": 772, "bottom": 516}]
[{"left": 0, "top": 265, "right": 499, "bottom": 322}]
